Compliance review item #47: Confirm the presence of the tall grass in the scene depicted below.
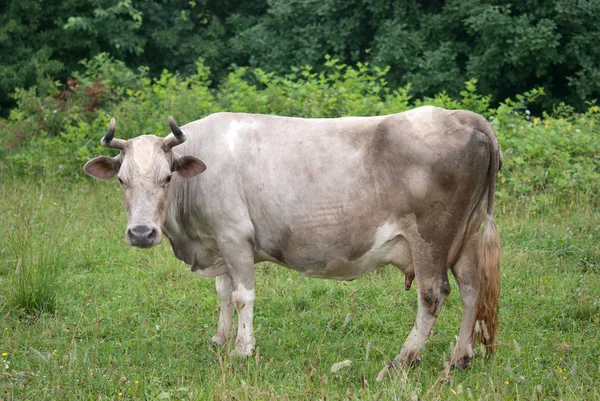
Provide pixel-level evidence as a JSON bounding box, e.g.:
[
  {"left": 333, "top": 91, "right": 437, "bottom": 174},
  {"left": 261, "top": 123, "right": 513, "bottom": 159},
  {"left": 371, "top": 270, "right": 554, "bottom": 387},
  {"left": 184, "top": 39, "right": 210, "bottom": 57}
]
[
  {"left": 3, "top": 187, "right": 70, "bottom": 315},
  {"left": 7, "top": 223, "right": 66, "bottom": 314}
]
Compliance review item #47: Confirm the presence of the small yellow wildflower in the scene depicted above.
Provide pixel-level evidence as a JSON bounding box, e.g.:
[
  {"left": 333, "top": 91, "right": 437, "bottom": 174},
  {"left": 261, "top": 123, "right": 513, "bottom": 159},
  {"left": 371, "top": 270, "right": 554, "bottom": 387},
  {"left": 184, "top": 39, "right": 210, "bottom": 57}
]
[
  {"left": 504, "top": 380, "right": 509, "bottom": 385},
  {"left": 53, "top": 202, "right": 57, "bottom": 205},
  {"left": 118, "top": 392, "right": 123, "bottom": 397},
  {"left": 90, "top": 371, "right": 93, "bottom": 376},
  {"left": 34, "top": 269, "right": 37, "bottom": 273},
  {"left": 563, "top": 376, "right": 567, "bottom": 381},
  {"left": 2, "top": 352, "right": 7, "bottom": 357},
  {"left": 135, "top": 380, "right": 139, "bottom": 384}
]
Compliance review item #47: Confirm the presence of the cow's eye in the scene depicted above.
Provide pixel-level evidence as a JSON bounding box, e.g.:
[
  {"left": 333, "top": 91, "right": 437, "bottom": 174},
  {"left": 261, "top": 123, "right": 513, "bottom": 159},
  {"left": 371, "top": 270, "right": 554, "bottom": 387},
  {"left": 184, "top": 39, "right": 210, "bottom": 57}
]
[
  {"left": 118, "top": 177, "right": 124, "bottom": 185},
  {"left": 165, "top": 175, "right": 172, "bottom": 184}
]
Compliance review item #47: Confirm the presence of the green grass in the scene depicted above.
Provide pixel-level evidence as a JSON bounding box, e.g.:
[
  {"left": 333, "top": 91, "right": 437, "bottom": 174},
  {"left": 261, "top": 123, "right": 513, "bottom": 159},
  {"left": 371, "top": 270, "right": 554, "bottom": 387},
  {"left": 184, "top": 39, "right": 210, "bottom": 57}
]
[
  {"left": 1, "top": 180, "right": 598, "bottom": 400},
  {"left": 5, "top": 210, "right": 69, "bottom": 316}
]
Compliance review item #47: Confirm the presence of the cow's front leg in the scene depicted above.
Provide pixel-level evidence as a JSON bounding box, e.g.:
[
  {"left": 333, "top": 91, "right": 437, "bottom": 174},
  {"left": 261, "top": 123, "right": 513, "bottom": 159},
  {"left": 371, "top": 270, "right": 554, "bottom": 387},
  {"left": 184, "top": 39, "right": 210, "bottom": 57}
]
[
  {"left": 218, "top": 236, "right": 256, "bottom": 357},
  {"left": 211, "top": 273, "right": 234, "bottom": 346},
  {"left": 231, "top": 279, "right": 255, "bottom": 357}
]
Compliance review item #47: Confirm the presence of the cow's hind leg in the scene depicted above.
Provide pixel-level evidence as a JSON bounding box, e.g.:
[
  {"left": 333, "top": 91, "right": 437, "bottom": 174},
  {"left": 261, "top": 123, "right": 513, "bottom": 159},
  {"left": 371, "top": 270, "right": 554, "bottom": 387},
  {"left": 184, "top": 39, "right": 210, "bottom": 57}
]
[
  {"left": 398, "top": 268, "right": 451, "bottom": 364},
  {"left": 450, "top": 234, "right": 479, "bottom": 369},
  {"left": 383, "top": 244, "right": 450, "bottom": 374},
  {"left": 210, "top": 273, "right": 234, "bottom": 346},
  {"left": 378, "top": 263, "right": 450, "bottom": 381}
]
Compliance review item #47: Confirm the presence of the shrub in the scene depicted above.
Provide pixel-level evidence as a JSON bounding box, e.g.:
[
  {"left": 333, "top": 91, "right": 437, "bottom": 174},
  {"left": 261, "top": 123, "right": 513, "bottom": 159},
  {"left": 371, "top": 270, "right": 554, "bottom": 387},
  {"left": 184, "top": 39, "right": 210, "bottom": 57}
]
[{"left": 0, "top": 56, "right": 598, "bottom": 210}]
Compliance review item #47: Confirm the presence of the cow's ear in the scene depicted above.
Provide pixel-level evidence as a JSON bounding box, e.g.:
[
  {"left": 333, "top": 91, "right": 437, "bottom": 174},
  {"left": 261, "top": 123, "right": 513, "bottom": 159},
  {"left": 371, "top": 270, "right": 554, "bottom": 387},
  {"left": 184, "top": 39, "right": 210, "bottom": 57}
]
[
  {"left": 83, "top": 156, "right": 121, "bottom": 180},
  {"left": 173, "top": 155, "right": 206, "bottom": 178}
]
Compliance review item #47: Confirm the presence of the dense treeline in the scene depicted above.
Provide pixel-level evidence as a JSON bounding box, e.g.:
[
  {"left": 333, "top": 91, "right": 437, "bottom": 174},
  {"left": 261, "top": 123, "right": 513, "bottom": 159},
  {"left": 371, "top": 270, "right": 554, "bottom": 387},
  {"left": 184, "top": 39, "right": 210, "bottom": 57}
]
[{"left": 1, "top": 0, "right": 599, "bottom": 115}]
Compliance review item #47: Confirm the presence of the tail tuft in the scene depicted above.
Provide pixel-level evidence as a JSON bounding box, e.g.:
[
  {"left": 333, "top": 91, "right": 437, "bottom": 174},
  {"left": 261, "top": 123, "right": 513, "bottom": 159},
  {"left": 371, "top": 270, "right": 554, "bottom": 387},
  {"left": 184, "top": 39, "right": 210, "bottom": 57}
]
[{"left": 475, "top": 215, "right": 501, "bottom": 354}]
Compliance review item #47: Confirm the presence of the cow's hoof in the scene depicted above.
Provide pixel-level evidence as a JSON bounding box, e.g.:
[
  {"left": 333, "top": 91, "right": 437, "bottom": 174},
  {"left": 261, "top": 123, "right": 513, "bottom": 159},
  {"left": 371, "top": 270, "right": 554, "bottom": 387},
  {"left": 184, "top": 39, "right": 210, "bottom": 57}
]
[
  {"left": 229, "top": 348, "right": 253, "bottom": 358},
  {"left": 450, "top": 349, "right": 476, "bottom": 370},
  {"left": 451, "top": 355, "right": 472, "bottom": 370},
  {"left": 210, "top": 335, "right": 227, "bottom": 347},
  {"left": 375, "top": 358, "right": 417, "bottom": 382},
  {"left": 229, "top": 340, "right": 255, "bottom": 358},
  {"left": 396, "top": 348, "right": 422, "bottom": 367}
]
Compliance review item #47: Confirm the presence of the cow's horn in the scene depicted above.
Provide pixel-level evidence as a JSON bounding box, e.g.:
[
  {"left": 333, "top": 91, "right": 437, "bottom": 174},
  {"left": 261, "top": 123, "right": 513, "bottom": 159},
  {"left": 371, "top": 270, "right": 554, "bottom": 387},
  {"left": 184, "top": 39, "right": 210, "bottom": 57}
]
[
  {"left": 100, "top": 118, "right": 126, "bottom": 150},
  {"left": 165, "top": 116, "right": 187, "bottom": 150}
]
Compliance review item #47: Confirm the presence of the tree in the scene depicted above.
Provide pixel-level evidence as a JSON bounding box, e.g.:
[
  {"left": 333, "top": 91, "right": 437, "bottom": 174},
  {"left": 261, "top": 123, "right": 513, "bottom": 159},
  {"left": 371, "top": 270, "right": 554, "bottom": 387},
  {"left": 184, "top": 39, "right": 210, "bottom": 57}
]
[{"left": 1, "top": 0, "right": 599, "bottom": 113}]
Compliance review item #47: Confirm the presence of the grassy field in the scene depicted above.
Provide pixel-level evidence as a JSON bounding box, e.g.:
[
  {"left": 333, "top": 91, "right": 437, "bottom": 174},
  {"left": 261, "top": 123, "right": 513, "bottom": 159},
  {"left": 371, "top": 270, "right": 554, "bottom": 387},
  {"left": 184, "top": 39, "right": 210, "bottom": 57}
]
[{"left": 1, "top": 180, "right": 599, "bottom": 400}]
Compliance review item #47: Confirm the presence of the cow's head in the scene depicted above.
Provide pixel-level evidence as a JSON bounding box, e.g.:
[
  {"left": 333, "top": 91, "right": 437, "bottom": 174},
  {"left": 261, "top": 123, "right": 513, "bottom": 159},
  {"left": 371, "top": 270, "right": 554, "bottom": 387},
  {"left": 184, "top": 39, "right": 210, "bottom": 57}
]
[{"left": 83, "top": 117, "right": 206, "bottom": 248}]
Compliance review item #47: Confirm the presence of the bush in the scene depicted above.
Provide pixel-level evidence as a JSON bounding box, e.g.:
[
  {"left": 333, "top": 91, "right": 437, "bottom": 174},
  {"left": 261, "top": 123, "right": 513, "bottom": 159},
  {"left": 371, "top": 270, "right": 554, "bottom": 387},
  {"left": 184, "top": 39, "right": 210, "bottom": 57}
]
[
  {"left": 493, "top": 98, "right": 600, "bottom": 207},
  {"left": 0, "top": 55, "right": 598, "bottom": 209},
  {"left": 218, "top": 57, "right": 395, "bottom": 117}
]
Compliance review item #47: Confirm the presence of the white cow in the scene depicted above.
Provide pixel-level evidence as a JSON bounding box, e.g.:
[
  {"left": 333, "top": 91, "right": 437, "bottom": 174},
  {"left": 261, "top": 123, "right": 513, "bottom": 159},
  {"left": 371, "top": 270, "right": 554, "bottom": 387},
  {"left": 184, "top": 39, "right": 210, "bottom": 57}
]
[{"left": 84, "top": 107, "right": 501, "bottom": 375}]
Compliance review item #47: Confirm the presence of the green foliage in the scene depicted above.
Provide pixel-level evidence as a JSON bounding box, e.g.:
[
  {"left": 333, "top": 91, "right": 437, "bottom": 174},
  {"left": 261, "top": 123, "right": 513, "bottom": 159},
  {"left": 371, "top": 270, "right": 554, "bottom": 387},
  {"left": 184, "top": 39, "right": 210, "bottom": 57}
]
[
  {"left": 0, "top": 0, "right": 263, "bottom": 115},
  {"left": 2, "top": 56, "right": 598, "bottom": 213},
  {"left": 217, "top": 0, "right": 600, "bottom": 109},
  {"left": 494, "top": 104, "right": 600, "bottom": 208},
  {"left": 1, "top": 0, "right": 599, "bottom": 114},
  {"left": 63, "top": 0, "right": 144, "bottom": 56},
  {"left": 219, "top": 57, "right": 393, "bottom": 117},
  {"left": 114, "top": 61, "right": 216, "bottom": 140},
  {"left": 0, "top": 0, "right": 147, "bottom": 114}
]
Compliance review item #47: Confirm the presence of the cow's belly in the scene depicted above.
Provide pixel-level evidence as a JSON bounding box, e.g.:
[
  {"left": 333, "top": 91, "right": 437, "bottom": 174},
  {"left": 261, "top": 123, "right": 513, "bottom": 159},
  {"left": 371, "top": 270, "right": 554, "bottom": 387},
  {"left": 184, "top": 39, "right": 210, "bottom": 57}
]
[{"left": 257, "top": 235, "right": 413, "bottom": 281}]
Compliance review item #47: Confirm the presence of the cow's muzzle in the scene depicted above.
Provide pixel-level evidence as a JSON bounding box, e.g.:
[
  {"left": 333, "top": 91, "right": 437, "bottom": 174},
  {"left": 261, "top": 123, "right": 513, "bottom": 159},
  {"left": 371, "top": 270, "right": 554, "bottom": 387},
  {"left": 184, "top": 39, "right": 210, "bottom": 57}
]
[{"left": 126, "top": 224, "right": 161, "bottom": 248}]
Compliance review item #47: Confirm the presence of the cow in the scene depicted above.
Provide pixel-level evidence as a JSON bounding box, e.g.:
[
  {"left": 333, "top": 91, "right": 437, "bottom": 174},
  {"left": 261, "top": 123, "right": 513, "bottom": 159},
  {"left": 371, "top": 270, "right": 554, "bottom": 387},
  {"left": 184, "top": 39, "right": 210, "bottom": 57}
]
[{"left": 83, "top": 106, "right": 501, "bottom": 377}]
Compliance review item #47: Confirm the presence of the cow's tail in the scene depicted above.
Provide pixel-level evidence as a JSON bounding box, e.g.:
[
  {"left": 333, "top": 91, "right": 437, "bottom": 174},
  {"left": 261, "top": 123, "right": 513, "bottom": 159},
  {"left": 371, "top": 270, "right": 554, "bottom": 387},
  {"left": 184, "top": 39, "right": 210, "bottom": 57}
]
[{"left": 474, "top": 120, "right": 501, "bottom": 355}]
